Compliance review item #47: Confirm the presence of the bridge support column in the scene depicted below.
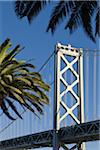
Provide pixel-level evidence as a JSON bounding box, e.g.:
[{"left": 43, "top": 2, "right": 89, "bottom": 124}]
[
  {"left": 53, "top": 44, "right": 60, "bottom": 150},
  {"left": 53, "top": 130, "right": 60, "bottom": 150}
]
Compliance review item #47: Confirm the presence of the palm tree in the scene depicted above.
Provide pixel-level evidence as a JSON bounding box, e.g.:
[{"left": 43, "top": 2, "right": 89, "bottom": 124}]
[
  {"left": 0, "top": 39, "right": 50, "bottom": 120},
  {"left": 14, "top": 0, "right": 99, "bottom": 42}
]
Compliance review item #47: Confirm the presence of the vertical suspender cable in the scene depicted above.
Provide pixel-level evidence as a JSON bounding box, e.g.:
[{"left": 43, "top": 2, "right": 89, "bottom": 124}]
[
  {"left": 93, "top": 52, "right": 97, "bottom": 120},
  {"left": 35, "top": 115, "right": 38, "bottom": 133},
  {"left": 29, "top": 111, "right": 32, "bottom": 134},
  {"left": 43, "top": 69, "right": 47, "bottom": 130},
  {"left": 97, "top": 53, "right": 100, "bottom": 119},
  {"left": 85, "top": 51, "right": 89, "bottom": 122},
  {"left": 49, "top": 58, "right": 52, "bottom": 129}
]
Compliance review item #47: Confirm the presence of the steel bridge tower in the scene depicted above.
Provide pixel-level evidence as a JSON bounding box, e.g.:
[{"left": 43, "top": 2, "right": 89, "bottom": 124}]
[{"left": 53, "top": 43, "right": 85, "bottom": 150}]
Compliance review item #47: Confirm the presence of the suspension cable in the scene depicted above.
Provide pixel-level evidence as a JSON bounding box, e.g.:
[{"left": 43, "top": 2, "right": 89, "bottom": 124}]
[{"left": 38, "top": 51, "right": 55, "bottom": 72}]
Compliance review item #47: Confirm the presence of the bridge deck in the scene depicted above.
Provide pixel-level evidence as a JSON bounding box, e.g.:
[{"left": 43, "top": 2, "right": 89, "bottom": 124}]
[{"left": 0, "top": 120, "right": 100, "bottom": 150}]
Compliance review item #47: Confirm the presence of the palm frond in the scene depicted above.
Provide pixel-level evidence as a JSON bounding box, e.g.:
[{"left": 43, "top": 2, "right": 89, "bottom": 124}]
[
  {"left": 15, "top": 0, "right": 48, "bottom": 23},
  {"left": 18, "top": 63, "right": 35, "bottom": 69},
  {"left": 0, "top": 38, "right": 11, "bottom": 52},
  {"left": 15, "top": 1, "right": 34, "bottom": 19},
  {"left": 29, "top": 100, "right": 43, "bottom": 114},
  {"left": 95, "top": 7, "right": 100, "bottom": 36},
  {"left": 0, "top": 39, "right": 50, "bottom": 120},
  {"left": 0, "top": 39, "right": 12, "bottom": 64},
  {"left": 14, "top": 1, "right": 99, "bottom": 42},
  {"left": 47, "top": 1, "right": 75, "bottom": 34},
  {"left": 1, "top": 101, "right": 15, "bottom": 120},
  {"left": 14, "top": 0, "right": 21, "bottom": 17},
  {"left": 80, "top": 1, "right": 97, "bottom": 42},
  {"left": 65, "top": 1, "right": 97, "bottom": 42},
  {"left": 3, "top": 45, "right": 21, "bottom": 62},
  {"left": 5, "top": 98, "right": 23, "bottom": 119},
  {"left": 27, "top": 1, "right": 48, "bottom": 23}
]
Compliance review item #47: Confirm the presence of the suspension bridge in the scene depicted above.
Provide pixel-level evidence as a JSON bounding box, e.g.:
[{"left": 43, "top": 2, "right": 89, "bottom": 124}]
[{"left": 0, "top": 43, "right": 100, "bottom": 150}]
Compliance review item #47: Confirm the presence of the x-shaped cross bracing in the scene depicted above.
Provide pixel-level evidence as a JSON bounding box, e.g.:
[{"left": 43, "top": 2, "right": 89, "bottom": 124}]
[
  {"left": 55, "top": 43, "right": 84, "bottom": 130},
  {"left": 60, "top": 53, "right": 80, "bottom": 124}
]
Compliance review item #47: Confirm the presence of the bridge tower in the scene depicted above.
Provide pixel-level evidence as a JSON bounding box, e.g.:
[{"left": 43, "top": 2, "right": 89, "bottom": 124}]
[{"left": 53, "top": 43, "right": 85, "bottom": 150}]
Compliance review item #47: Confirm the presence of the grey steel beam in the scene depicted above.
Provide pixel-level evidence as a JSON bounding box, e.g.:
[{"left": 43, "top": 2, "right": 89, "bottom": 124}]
[
  {"left": 59, "top": 120, "right": 100, "bottom": 144},
  {"left": 0, "top": 130, "right": 53, "bottom": 150},
  {"left": 0, "top": 120, "right": 99, "bottom": 150}
]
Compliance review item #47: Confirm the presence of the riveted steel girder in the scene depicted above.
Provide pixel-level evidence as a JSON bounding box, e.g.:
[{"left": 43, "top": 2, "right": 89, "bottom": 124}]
[{"left": 0, "top": 120, "right": 99, "bottom": 150}]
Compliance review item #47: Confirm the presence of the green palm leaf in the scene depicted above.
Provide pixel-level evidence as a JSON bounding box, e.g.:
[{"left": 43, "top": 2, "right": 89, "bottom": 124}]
[
  {"left": 0, "top": 39, "right": 11, "bottom": 64},
  {"left": 3, "top": 45, "right": 20, "bottom": 61},
  {"left": 0, "top": 39, "right": 50, "bottom": 120}
]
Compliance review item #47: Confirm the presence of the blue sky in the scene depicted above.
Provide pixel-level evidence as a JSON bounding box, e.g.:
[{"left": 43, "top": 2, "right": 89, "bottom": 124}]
[{"left": 0, "top": 1, "right": 100, "bottom": 150}]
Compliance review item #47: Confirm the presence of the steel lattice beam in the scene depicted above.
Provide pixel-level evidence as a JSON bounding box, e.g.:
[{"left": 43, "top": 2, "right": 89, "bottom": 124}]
[
  {"left": 59, "top": 120, "right": 100, "bottom": 144},
  {"left": 0, "top": 120, "right": 99, "bottom": 150}
]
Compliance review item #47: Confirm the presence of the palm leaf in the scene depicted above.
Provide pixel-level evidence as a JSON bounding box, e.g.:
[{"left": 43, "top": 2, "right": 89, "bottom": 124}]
[
  {"left": 18, "top": 63, "right": 35, "bottom": 69},
  {"left": 65, "top": 1, "right": 97, "bottom": 42},
  {"left": 0, "top": 60, "right": 18, "bottom": 70},
  {"left": 0, "top": 39, "right": 50, "bottom": 120},
  {"left": 16, "top": 77, "right": 32, "bottom": 86},
  {"left": 47, "top": 1, "right": 75, "bottom": 34},
  {"left": 27, "top": 1, "right": 48, "bottom": 23},
  {"left": 1, "top": 64, "right": 16, "bottom": 75},
  {"left": 23, "top": 102, "right": 35, "bottom": 114},
  {"left": 15, "top": 1, "right": 34, "bottom": 19},
  {"left": 32, "top": 77, "right": 50, "bottom": 91},
  {"left": 15, "top": 67, "right": 30, "bottom": 75},
  {"left": 95, "top": 7, "right": 100, "bottom": 36},
  {"left": 0, "top": 39, "right": 12, "bottom": 64},
  {"left": 80, "top": 1, "right": 97, "bottom": 42},
  {"left": 3, "top": 45, "right": 20, "bottom": 62},
  {"left": 10, "top": 91, "right": 25, "bottom": 104},
  {"left": 29, "top": 99, "right": 43, "bottom": 114},
  {"left": 14, "top": 0, "right": 21, "bottom": 17},
  {"left": 3, "top": 75, "right": 13, "bottom": 83},
  {"left": 1, "top": 101, "right": 15, "bottom": 120},
  {"left": 23, "top": 92, "right": 47, "bottom": 105},
  {"left": 30, "top": 72, "right": 41, "bottom": 79},
  {"left": 0, "top": 38, "right": 11, "bottom": 52},
  {"left": 32, "top": 85, "right": 49, "bottom": 102},
  {"left": 65, "top": 2, "right": 82, "bottom": 32},
  {"left": 5, "top": 98, "right": 23, "bottom": 119},
  {"left": 14, "top": 1, "right": 99, "bottom": 42},
  {"left": 15, "top": 1, "right": 48, "bottom": 23}
]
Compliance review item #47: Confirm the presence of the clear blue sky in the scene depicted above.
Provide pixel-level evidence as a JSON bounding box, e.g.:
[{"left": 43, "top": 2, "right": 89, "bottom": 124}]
[{"left": 0, "top": 1, "right": 100, "bottom": 150}]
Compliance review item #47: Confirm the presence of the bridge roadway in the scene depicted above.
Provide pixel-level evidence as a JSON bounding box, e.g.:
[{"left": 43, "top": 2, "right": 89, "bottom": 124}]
[{"left": 0, "top": 120, "right": 99, "bottom": 150}]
